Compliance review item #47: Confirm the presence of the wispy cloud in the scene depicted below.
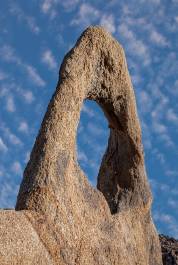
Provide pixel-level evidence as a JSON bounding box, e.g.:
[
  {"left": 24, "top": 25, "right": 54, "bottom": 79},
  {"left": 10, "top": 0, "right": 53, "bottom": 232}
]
[
  {"left": 0, "top": 45, "right": 21, "bottom": 64},
  {"left": 152, "top": 148, "right": 165, "bottom": 164},
  {"left": 41, "top": 0, "right": 79, "bottom": 18},
  {"left": 139, "top": 87, "right": 175, "bottom": 148},
  {"left": 81, "top": 104, "right": 95, "bottom": 118},
  {"left": 0, "top": 44, "right": 46, "bottom": 87},
  {"left": 168, "top": 198, "right": 178, "bottom": 208},
  {"left": 150, "top": 30, "right": 168, "bottom": 46},
  {"left": 9, "top": 3, "right": 40, "bottom": 34},
  {"left": 62, "top": 0, "right": 79, "bottom": 10},
  {"left": 18, "top": 121, "right": 29, "bottom": 134},
  {"left": 77, "top": 149, "right": 88, "bottom": 163},
  {"left": 24, "top": 151, "right": 30, "bottom": 163},
  {"left": 25, "top": 65, "right": 46, "bottom": 87},
  {"left": 138, "top": 91, "right": 153, "bottom": 114},
  {"left": 0, "top": 70, "right": 8, "bottom": 81},
  {"left": 71, "top": 3, "right": 100, "bottom": 26},
  {"left": 87, "top": 122, "right": 105, "bottom": 136},
  {"left": 150, "top": 178, "right": 169, "bottom": 194},
  {"left": 71, "top": 4, "right": 116, "bottom": 34},
  {"left": 141, "top": 121, "right": 152, "bottom": 150},
  {"left": 0, "top": 87, "right": 8, "bottom": 98},
  {"left": 152, "top": 121, "right": 167, "bottom": 134},
  {"left": 165, "top": 169, "right": 178, "bottom": 177},
  {"left": 175, "top": 16, "right": 178, "bottom": 23},
  {"left": 0, "top": 179, "right": 19, "bottom": 209},
  {"left": 166, "top": 108, "right": 178, "bottom": 125},
  {"left": 20, "top": 90, "right": 35, "bottom": 104},
  {"left": 41, "top": 0, "right": 57, "bottom": 18},
  {"left": 0, "top": 124, "right": 22, "bottom": 146},
  {"left": 159, "top": 133, "right": 173, "bottom": 147},
  {"left": 8, "top": 132, "right": 22, "bottom": 146},
  {"left": 154, "top": 211, "right": 178, "bottom": 238},
  {"left": 11, "top": 161, "right": 22, "bottom": 175},
  {"left": 100, "top": 14, "right": 116, "bottom": 33},
  {"left": 41, "top": 49, "right": 58, "bottom": 70},
  {"left": 41, "top": 0, "right": 51, "bottom": 13},
  {"left": 118, "top": 23, "right": 150, "bottom": 66},
  {"left": 173, "top": 0, "right": 178, "bottom": 4},
  {"left": 0, "top": 137, "right": 8, "bottom": 153},
  {"left": 6, "top": 96, "right": 16, "bottom": 112}
]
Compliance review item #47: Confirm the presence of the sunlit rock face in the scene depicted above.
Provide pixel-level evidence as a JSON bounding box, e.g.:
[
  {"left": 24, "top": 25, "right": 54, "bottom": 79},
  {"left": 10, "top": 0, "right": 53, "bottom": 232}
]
[{"left": 0, "top": 26, "right": 162, "bottom": 265}]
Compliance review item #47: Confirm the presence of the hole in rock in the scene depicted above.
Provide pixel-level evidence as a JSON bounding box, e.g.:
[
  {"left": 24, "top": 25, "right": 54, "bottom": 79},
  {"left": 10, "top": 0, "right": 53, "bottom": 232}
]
[{"left": 77, "top": 100, "right": 109, "bottom": 186}]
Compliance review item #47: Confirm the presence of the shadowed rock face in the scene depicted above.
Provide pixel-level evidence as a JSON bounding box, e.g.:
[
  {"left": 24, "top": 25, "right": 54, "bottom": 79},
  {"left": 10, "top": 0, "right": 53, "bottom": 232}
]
[
  {"left": 160, "top": 235, "right": 178, "bottom": 265},
  {"left": 0, "top": 26, "right": 162, "bottom": 265}
]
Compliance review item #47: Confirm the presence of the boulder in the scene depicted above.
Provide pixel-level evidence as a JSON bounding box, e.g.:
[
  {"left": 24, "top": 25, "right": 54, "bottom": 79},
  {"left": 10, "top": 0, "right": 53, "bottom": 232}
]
[{"left": 160, "top": 234, "right": 178, "bottom": 265}]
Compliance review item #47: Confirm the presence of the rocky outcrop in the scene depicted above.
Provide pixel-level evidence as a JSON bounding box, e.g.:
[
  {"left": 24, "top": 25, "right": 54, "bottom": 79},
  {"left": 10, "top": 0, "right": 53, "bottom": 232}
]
[
  {"left": 160, "top": 235, "right": 178, "bottom": 264},
  {"left": 0, "top": 26, "right": 162, "bottom": 264}
]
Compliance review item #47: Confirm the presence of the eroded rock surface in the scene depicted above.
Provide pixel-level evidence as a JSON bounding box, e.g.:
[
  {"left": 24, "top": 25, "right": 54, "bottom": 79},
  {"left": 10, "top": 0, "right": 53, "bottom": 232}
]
[
  {"left": 0, "top": 26, "right": 162, "bottom": 265},
  {"left": 160, "top": 235, "right": 178, "bottom": 265}
]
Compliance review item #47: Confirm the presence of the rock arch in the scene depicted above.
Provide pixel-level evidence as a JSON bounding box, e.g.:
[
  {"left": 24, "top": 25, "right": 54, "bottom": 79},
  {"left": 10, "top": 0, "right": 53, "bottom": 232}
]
[
  {"left": 0, "top": 26, "right": 162, "bottom": 265},
  {"left": 16, "top": 26, "right": 150, "bottom": 215}
]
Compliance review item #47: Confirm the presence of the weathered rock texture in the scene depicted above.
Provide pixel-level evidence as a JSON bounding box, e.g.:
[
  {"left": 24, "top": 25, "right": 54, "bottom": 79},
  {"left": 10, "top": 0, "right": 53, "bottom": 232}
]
[
  {"left": 0, "top": 26, "right": 162, "bottom": 265},
  {"left": 160, "top": 235, "right": 178, "bottom": 265}
]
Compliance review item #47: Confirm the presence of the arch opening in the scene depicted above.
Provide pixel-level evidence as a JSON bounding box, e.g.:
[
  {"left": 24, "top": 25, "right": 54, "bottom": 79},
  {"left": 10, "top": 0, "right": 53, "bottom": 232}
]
[
  {"left": 76, "top": 99, "right": 109, "bottom": 187},
  {"left": 76, "top": 98, "right": 140, "bottom": 214}
]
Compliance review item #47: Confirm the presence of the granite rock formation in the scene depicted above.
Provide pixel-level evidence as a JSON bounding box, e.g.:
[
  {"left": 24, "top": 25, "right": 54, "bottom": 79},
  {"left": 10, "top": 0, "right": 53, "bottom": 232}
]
[
  {"left": 0, "top": 26, "right": 162, "bottom": 265},
  {"left": 160, "top": 235, "right": 178, "bottom": 265}
]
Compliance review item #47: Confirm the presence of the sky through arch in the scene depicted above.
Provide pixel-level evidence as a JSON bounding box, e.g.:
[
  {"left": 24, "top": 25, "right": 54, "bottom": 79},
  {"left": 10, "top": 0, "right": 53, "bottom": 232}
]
[{"left": 77, "top": 100, "right": 109, "bottom": 187}]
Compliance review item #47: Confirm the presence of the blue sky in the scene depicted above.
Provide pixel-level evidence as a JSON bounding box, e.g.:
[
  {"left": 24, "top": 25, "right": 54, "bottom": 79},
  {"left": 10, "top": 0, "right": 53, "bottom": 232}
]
[{"left": 0, "top": 0, "right": 178, "bottom": 238}]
